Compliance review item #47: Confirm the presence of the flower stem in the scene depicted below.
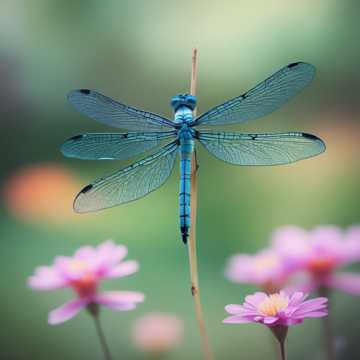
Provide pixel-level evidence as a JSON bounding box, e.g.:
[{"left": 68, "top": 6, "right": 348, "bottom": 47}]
[
  {"left": 187, "top": 48, "right": 213, "bottom": 360},
  {"left": 88, "top": 305, "right": 113, "bottom": 360},
  {"left": 279, "top": 340, "right": 286, "bottom": 360},
  {"left": 322, "top": 315, "right": 336, "bottom": 360},
  {"left": 319, "top": 288, "right": 336, "bottom": 360},
  {"left": 270, "top": 326, "right": 288, "bottom": 360}
]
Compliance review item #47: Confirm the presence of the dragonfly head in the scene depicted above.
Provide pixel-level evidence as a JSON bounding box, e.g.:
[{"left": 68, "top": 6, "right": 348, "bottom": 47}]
[{"left": 170, "top": 94, "right": 197, "bottom": 111}]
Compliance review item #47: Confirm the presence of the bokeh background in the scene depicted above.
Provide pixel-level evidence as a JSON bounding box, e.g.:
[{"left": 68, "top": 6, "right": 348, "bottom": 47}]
[{"left": 1, "top": 0, "right": 359, "bottom": 359}]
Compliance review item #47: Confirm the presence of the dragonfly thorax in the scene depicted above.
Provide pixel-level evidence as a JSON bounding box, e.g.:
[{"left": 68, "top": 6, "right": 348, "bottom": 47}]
[
  {"left": 170, "top": 94, "right": 197, "bottom": 112},
  {"left": 172, "top": 94, "right": 196, "bottom": 126},
  {"left": 178, "top": 124, "right": 195, "bottom": 140}
]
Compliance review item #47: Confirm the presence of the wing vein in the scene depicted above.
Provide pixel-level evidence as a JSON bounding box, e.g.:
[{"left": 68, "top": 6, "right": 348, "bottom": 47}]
[
  {"left": 74, "top": 142, "right": 179, "bottom": 212},
  {"left": 198, "top": 131, "right": 325, "bottom": 166}
]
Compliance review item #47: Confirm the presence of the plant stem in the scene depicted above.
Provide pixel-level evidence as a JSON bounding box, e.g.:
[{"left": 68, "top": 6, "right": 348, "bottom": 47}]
[
  {"left": 149, "top": 351, "right": 166, "bottom": 360},
  {"left": 190, "top": 48, "right": 198, "bottom": 97},
  {"left": 322, "top": 315, "right": 336, "bottom": 360},
  {"left": 319, "top": 288, "right": 336, "bottom": 360},
  {"left": 187, "top": 48, "right": 213, "bottom": 360},
  {"left": 89, "top": 305, "right": 113, "bottom": 360},
  {"left": 270, "top": 326, "right": 288, "bottom": 360},
  {"left": 279, "top": 340, "right": 286, "bottom": 360}
]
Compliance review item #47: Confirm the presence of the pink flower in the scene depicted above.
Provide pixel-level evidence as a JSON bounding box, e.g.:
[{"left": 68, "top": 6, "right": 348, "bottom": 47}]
[
  {"left": 272, "top": 225, "right": 360, "bottom": 294},
  {"left": 132, "top": 312, "right": 183, "bottom": 354},
  {"left": 225, "top": 249, "right": 290, "bottom": 293},
  {"left": 223, "top": 291, "right": 328, "bottom": 327},
  {"left": 28, "top": 240, "right": 144, "bottom": 324}
]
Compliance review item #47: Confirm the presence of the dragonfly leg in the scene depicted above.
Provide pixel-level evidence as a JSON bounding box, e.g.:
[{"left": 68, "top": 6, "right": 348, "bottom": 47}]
[{"left": 194, "top": 149, "right": 200, "bottom": 172}]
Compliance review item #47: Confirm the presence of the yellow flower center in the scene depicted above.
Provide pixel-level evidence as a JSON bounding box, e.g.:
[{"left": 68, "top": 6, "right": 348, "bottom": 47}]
[
  {"left": 258, "top": 294, "right": 289, "bottom": 316},
  {"left": 68, "top": 260, "right": 89, "bottom": 274},
  {"left": 68, "top": 260, "right": 97, "bottom": 297}
]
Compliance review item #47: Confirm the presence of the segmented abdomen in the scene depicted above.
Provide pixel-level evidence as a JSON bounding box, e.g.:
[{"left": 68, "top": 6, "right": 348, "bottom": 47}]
[{"left": 179, "top": 137, "right": 194, "bottom": 243}]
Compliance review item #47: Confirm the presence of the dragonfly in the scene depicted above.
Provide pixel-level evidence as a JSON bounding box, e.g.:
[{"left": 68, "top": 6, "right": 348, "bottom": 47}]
[{"left": 61, "top": 62, "right": 325, "bottom": 244}]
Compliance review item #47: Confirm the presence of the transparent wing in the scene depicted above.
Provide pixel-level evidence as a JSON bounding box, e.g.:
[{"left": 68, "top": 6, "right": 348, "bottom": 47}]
[
  {"left": 68, "top": 89, "right": 175, "bottom": 131},
  {"left": 192, "top": 62, "right": 315, "bottom": 126},
  {"left": 198, "top": 131, "right": 325, "bottom": 165},
  {"left": 61, "top": 131, "right": 176, "bottom": 160},
  {"left": 74, "top": 142, "right": 179, "bottom": 212}
]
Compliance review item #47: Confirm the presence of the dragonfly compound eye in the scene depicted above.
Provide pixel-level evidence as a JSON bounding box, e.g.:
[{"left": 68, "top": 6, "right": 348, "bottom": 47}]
[{"left": 170, "top": 94, "right": 197, "bottom": 111}]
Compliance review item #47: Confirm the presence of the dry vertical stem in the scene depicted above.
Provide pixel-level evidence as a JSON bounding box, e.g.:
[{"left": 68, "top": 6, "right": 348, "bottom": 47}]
[
  {"left": 88, "top": 305, "right": 113, "bottom": 360},
  {"left": 187, "top": 48, "right": 214, "bottom": 360},
  {"left": 190, "top": 49, "right": 198, "bottom": 96}
]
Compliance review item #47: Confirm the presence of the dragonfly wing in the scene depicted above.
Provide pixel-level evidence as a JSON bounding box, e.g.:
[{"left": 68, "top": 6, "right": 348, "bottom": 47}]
[
  {"left": 68, "top": 90, "right": 175, "bottom": 131},
  {"left": 192, "top": 62, "right": 315, "bottom": 126},
  {"left": 198, "top": 131, "right": 325, "bottom": 165},
  {"left": 74, "top": 142, "right": 179, "bottom": 212},
  {"left": 61, "top": 131, "right": 176, "bottom": 160}
]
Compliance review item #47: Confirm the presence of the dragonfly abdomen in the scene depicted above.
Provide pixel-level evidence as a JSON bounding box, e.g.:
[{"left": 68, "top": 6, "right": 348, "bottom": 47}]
[
  {"left": 178, "top": 120, "right": 194, "bottom": 244},
  {"left": 179, "top": 140, "right": 194, "bottom": 243}
]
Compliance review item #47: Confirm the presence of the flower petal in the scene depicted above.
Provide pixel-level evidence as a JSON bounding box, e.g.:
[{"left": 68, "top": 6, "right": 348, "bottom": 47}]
[
  {"left": 104, "top": 260, "right": 139, "bottom": 278},
  {"left": 345, "top": 226, "right": 360, "bottom": 261},
  {"left": 292, "top": 310, "right": 328, "bottom": 319},
  {"left": 95, "top": 291, "right": 144, "bottom": 310},
  {"left": 97, "top": 240, "right": 128, "bottom": 264},
  {"left": 310, "top": 226, "right": 342, "bottom": 244},
  {"left": 225, "top": 250, "right": 285, "bottom": 286},
  {"left": 244, "top": 292, "right": 267, "bottom": 307},
  {"left": 272, "top": 226, "right": 308, "bottom": 255},
  {"left": 48, "top": 298, "right": 89, "bottom": 325},
  {"left": 53, "top": 256, "right": 76, "bottom": 278},
  {"left": 328, "top": 273, "right": 360, "bottom": 295},
  {"left": 288, "top": 292, "right": 308, "bottom": 306},
  {"left": 74, "top": 246, "right": 96, "bottom": 259},
  {"left": 106, "top": 302, "right": 137, "bottom": 311},
  {"left": 346, "top": 226, "right": 360, "bottom": 240},
  {"left": 263, "top": 316, "right": 278, "bottom": 324},
  {"left": 301, "top": 310, "right": 328, "bottom": 318},
  {"left": 224, "top": 304, "right": 244, "bottom": 315},
  {"left": 286, "top": 318, "right": 304, "bottom": 325},
  {"left": 284, "top": 280, "right": 318, "bottom": 295},
  {"left": 291, "top": 298, "right": 328, "bottom": 318},
  {"left": 27, "top": 266, "right": 67, "bottom": 291},
  {"left": 223, "top": 315, "right": 254, "bottom": 324},
  {"left": 299, "top": 297, "right": 328, "bottom": 308}
]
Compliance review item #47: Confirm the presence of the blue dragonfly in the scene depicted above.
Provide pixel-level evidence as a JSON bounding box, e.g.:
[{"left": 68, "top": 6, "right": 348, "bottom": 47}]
[{"left": 61, "top": 62, "right": 325, "bottom": 243}]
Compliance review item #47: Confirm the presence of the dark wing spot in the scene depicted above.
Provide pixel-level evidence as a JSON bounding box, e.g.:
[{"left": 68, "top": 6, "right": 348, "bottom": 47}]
[
  {"left": 288, "top": 62, "right": 302, "bottom": 69},
  {"left": 80, "top": 184, "right": 93, "bottom": 194},
  {"left": 70, "top": 134, "right": 84, "bottom": 141},
  {"left": 79, "top": 89, "right": 91, "bottom": 95},
  {"left": 249, "top": 134, "right": 257, "bottom": 140},
  {"left": 242, "top": 93, "right": 248, "bottom": 99},
  {"left": 301, "top": 133, "right": 321, "bottom": 141},
  {"left": 123, "top": 133, "right": 129, "bottom": 138}
]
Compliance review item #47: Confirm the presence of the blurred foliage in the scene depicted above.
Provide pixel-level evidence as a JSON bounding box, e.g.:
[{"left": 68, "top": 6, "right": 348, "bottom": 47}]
[{"left": 0, "top": 0, "right": 359, "bottom": 359}]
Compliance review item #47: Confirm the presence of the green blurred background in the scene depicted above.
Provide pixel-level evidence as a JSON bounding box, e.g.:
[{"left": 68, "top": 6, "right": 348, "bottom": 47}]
[{"left": 1, "top": 0, "right": 359, "bottom": 359}]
